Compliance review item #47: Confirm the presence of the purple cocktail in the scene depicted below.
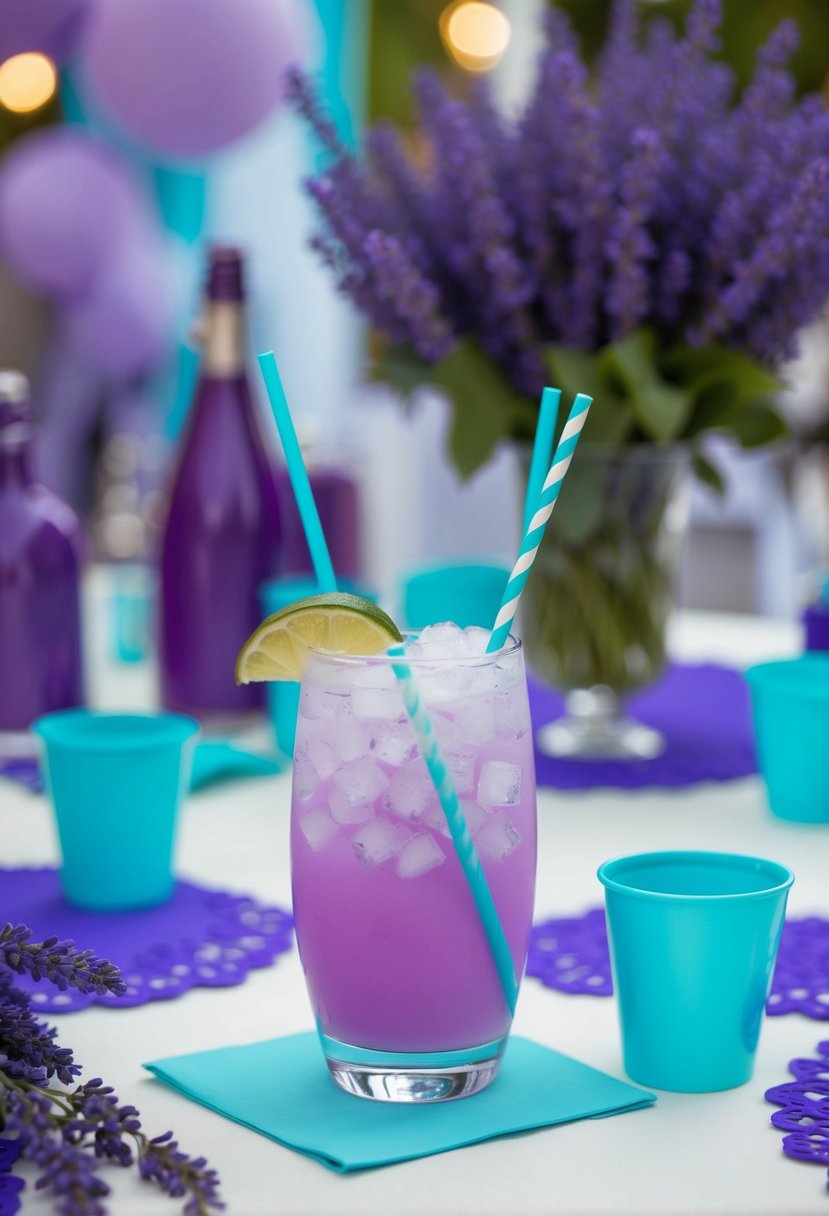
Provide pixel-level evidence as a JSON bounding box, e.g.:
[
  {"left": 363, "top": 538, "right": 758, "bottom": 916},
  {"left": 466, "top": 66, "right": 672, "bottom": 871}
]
[{"left": 290, "top": 623, "right": 537, "bottom": 1102}]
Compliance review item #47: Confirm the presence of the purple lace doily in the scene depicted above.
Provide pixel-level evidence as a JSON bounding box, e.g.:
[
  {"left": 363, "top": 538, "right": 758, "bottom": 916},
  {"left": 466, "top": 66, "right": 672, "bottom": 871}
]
[
  {"left": 528, "top": 662, "right": 756, "bottom": 789},
  {"left": 0, "top": 1140, "right": 23, "bottom": 1216},
  {"left": 766, "top": 1040, "right": 829, "bottom": 1189},
  {"left": 528, "top": 909, "right": 829, "bottom": 1019},
  {"left": 4, "top": 867, "right": 294, "bottom": 1014}
]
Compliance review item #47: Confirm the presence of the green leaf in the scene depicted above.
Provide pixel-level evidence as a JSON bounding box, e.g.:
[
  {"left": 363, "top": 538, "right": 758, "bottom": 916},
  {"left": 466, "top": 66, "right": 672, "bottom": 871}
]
[
  {"left": 660, "top": 343, "right": 786, "bottom": 441},
  {"left": 601, "top": 329, "right": 693, "bottom": 443},
  {"left": 692, "top": 452, "right": 726, "bottom": 494},
  {"left": 544, "top": 345, "right": 634, "bottom": 445},
  {"left": 371, "top": 342, "right": 431, "bottom": 401},
  {"left": 726, "top": 403, "right": 788, "bottom": 448},
  {"left": 436, "top": 340, "right": 525, "bottom": 477}
]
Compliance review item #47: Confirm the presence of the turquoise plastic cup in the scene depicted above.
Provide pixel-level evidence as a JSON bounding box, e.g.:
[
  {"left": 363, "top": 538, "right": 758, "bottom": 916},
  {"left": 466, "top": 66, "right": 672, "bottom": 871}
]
[
  {"left": 745, "top": 655, "right": 829, "bottom": 823},
  {"left": 401, "top": 562, "right": 510, "bottom": 630},
  {"left": 598, "top": 850, "right": 794, "bottom": 1093},
  {"left": 258, "top": 576, "right": 377, "bottom": 758},
  {"left": 33, "top": 710, "right": 199, "bottom": 912}
]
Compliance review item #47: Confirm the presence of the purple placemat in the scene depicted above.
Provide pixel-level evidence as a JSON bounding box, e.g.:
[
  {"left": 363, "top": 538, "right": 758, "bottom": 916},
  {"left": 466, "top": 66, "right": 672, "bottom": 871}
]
[
  {"left": 528, "top": 662, "right": 757, "bottom": 789},
  {"left": 766, "top": 1039, "right": 829, "bottom": 1189},
  {"left": 528, "top": 908, "right": 829, "bottom": 1019},
  {"left": 4, "top": 867, "right": 294, "bottom": 1014}
]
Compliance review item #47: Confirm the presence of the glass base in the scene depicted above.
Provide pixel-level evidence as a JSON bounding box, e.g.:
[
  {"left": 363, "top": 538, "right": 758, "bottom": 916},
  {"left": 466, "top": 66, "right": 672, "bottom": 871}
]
[
  {"left": 537, "top": 686, "right": 665, "bottom": 761},
  {"left": 321, "top": 1034, "right": 505, "bottom": 1103}
]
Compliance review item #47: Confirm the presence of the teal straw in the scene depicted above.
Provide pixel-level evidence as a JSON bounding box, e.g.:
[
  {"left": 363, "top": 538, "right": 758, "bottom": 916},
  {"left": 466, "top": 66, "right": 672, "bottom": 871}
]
[
  {"left": 523, "top": 387, "right": 561, "bottom": 533},
  {"left": 257, "top": 351, "right": 337, "bottom": 594},
  {"left": 488, "top": 392, "right": 592, "bottom": 655},
  {"left": 389, "top": 645, "right": 518, "bottom": 1015}
]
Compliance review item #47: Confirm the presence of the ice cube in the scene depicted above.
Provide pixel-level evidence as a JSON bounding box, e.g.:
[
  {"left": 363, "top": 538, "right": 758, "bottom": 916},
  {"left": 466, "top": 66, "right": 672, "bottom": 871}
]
[
  {"left": 477, "top": 760, "right": 522, "bottom": 806},
  {"left": 476, "top": 812, "right": 522, "bottom": 861},
  {"left": 352, "top": 819, "right": 411, "bottom": 867},
  {"left": 329, "top": 797, "right": 375, "bottom": 826},
  {"left": 305, "top": 737, "right": 337, "bottom": 781},
  {"left": 461, "top": 800, "right": 491, "bottom": 836},
  {"left": 383, "top": 760, "right": 433, "bottom": 822},
  {"left": 495, "top": 688, "right": 531, "bottom": 739},
  {"left": 370, "top": 720, "right": 414, "bottom": 767},
  {"left": 431, "top": 710, "right": 459, "bottom": 751},
  {"left": 329, "top": 758, "right": 388, "bottom": 822},
  {"left": 300, "top": 684, "right": 349, "bottom": 721},
  {"left": 396, "top": 833, "right": 446, "bottom": 879},
  {"left": 463, "top": 625, "right": 492, "bottom": 655},
  {"left": 293, "top": 751, "right": 318, "bottom": 802},
  {"left": 455, "top": 697, "right": 496, "bottom": 746},
  {"left": 351, "top": 684, "right": 404, "bottom": 720},
  {"left": 326, "top": 715, "right": 369, "bottom": 763},
  {"left": 423, "top": 798, "right": 488, "bottom": 838},
  {"left": 445, "top": 748, "right": 476, "bottom": 796},
  {"left": 416, "top": 622, "right": 468, "bottom": 658},
  {"left": 299, "top": 809, "right": 339, "bottom": 852}
]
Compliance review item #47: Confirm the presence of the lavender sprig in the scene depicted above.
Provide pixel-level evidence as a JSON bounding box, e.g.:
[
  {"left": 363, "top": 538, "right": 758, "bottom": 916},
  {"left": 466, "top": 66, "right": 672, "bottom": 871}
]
[
  {"left": 0, "top": 925, "right": 125, "bottom": 997},
  {"left": 0, "top": 929, "right": 223, "bottom": 1216}
]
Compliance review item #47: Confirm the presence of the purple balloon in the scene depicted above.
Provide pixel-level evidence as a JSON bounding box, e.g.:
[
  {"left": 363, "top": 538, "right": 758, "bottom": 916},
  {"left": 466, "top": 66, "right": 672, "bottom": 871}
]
[
  {"left": 82, "top": 0, "right": 301, "bottom": 159},
  {"left": 0, "top": 128, "right": 143, "bottom": 300},
  {"left": 0, "top": 0, "right": 90, "bottom": 65},
  {"left": 62, "top": 238, "right": 175, "bottom": 378}
]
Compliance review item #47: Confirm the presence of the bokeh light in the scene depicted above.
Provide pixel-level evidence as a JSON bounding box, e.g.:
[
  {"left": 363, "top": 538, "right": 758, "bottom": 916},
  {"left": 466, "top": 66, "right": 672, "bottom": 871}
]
[
  {"left": 440, "top": 1, "right": 511, "bottom": 74},
  {"left": 0, "top": 52, "right": 57, "bottom": 113}
]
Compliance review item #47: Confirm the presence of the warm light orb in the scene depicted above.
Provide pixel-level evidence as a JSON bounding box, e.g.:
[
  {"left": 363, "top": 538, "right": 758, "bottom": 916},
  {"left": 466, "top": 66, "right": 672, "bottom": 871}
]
[
  {"left": 0, "top": 53, "right": 57, "bottom": 114},
  {"left": 440, "top": 1, "right": 512, "bottom": 74}
]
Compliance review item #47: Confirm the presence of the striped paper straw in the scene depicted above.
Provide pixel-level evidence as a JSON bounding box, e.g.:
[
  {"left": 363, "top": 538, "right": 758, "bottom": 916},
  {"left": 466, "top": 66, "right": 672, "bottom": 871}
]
[
  {"left": 389, "top": 646, "right": 519, "bottom": 1015},
  {"left": 487, "top": 392, "right": 592, "bottom": 655}
]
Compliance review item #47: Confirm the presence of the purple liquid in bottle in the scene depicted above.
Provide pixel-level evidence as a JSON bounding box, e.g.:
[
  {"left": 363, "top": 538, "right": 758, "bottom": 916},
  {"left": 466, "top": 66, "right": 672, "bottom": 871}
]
[
  {"left": 0, "top": 371, "right": 84, "bottom": 752},
  {"left": 158, "top": 249, "right": 281, "bottom": 726}
]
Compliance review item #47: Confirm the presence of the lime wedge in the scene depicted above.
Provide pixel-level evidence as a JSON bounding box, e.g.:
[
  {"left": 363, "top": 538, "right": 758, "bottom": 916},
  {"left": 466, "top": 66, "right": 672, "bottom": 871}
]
[{"left": 234, "top": 592, "right": 403, "bottom": 684}]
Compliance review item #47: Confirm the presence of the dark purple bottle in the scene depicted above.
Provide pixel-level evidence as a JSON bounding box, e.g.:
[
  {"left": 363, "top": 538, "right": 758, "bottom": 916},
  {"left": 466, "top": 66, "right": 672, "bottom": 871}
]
[
  {"left": 158, "top": 248, "right": 281, "bottom": 727},
  {"left": 0, "top": 370, "right": 84, "bottom": 753}
]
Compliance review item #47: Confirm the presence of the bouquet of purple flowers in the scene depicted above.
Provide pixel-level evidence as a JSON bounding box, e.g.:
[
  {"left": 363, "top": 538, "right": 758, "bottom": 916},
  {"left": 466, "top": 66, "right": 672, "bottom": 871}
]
[{"left": 288, "top": 0, "right": 829, "bottom": 485}]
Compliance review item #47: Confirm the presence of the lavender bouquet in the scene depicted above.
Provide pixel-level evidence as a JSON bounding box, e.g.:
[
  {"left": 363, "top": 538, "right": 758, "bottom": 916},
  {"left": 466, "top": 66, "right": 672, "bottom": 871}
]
[
  {"left": 288, "top": 0, "right": 829, "bottom": 723},
  {"left": 0, "top": 923, "right": 223, "bottom": 1216}
]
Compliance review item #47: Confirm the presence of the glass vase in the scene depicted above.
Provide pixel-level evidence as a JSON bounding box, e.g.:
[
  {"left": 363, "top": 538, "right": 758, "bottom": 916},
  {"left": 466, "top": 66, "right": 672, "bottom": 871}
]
[{"left": 518, "top": 444, "right": 690, "bottom": 760}]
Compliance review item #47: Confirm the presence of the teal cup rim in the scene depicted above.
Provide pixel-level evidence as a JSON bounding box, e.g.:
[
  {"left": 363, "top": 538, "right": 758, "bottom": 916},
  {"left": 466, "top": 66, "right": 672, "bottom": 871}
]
[
  {"left": 745, "top": 654, "right": 829, "bottom": 701},
  {"left": 402, "top": 559, "right": 511, "bottom": 583},
  {"left": 33, "top": 709, "right": 200, "bottom": 753},
  {"left": 597, "top": 850, "right": 794, "bottom": 904}
]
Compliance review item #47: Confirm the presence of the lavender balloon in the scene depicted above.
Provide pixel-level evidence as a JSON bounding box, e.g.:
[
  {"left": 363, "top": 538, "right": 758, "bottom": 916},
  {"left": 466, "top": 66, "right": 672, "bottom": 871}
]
[
  {"left": 62, "top": 238, "right": 174, "bottom": 378},
  {"left": 82, "top": 0, "right": 301, "bottom": 159},
  {"left": 0, "top": 128, "right": 143, "bottom": 300},
  {"left": 0, "top": 0, "right": 89, "bottom": 64}
]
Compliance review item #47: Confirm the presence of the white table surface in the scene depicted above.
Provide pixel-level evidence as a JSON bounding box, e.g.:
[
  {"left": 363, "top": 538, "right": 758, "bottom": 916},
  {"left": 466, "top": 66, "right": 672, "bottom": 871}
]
[{"left": 4, "top": 601, "right": 827, "bottom": 1216}]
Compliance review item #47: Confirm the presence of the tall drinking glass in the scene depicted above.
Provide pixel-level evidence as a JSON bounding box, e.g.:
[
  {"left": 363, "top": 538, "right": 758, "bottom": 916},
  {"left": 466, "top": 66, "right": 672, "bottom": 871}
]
[{"left": 290, "top": 632, "right": 537, "bottom": 1102}]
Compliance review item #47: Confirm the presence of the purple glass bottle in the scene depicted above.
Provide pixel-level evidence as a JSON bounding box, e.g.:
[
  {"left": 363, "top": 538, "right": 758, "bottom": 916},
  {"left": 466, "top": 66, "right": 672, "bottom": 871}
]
[
  {"left": 0, "top": 370, "right": 84, "bottom": 754},
  {"left": 158, "top": 248, "right": 281, "bottom": 727}
]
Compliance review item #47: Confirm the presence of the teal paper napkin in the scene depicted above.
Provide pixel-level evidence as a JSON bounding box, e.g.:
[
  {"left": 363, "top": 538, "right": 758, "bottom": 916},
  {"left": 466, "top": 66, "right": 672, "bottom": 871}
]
[
  {"left": 190, "top": 741, "right": 284, "bottom": 791},
  {"left": 145, "top": 1033, "right": 655, "bottom": 1172}
]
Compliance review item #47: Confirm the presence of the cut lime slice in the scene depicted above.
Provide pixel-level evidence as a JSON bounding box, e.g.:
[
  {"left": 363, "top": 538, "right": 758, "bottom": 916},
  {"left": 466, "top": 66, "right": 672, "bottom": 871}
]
[{"left": 234, "top": 592, "right": 403, "bottom": 684}]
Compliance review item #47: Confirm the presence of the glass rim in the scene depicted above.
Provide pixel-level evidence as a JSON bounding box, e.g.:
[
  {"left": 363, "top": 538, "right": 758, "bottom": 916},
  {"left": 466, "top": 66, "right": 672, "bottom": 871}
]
[{"left": 305, "top": 631, "right": 522, "bottom": 670}]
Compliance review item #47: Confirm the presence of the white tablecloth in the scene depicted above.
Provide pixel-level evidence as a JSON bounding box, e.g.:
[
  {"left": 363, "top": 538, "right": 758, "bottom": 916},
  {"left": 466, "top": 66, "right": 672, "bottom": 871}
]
[{"left": 4, "top": 603, "right": 826, "bottom": 1216}]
